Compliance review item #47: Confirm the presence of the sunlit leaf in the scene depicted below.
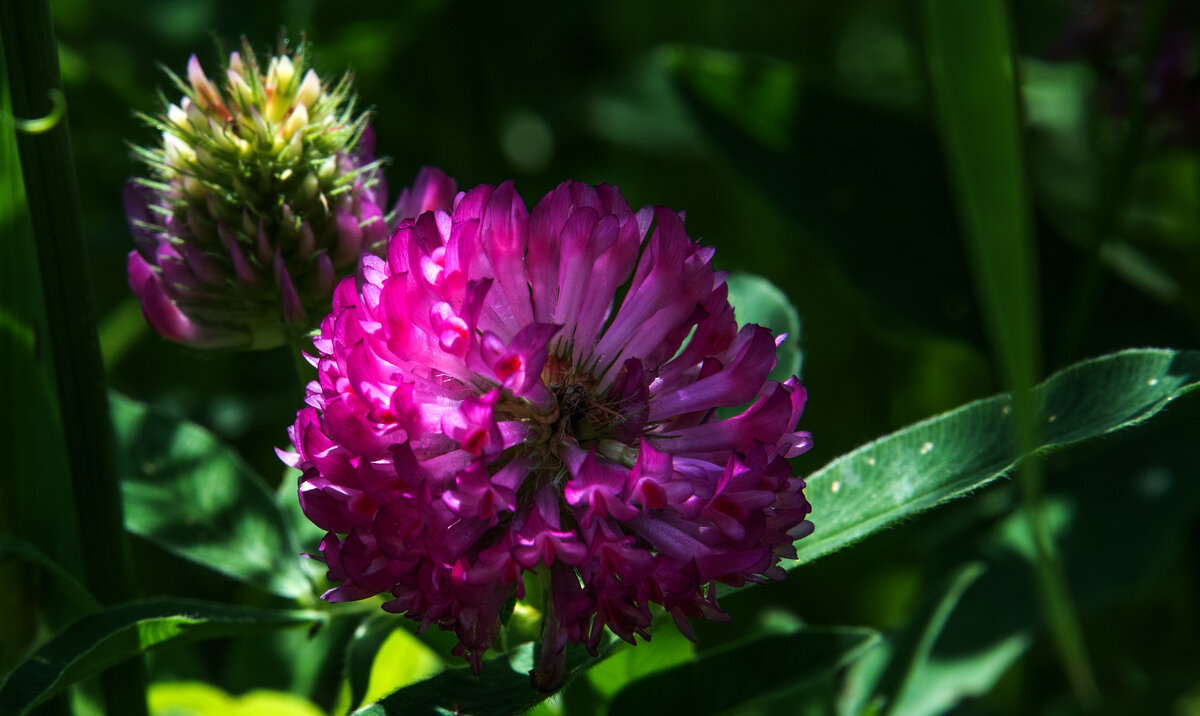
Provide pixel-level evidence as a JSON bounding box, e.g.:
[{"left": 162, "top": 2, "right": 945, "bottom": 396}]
[
  {"left": 352, "top": 640, "right": 615, "bottom": 716},
  {"left": 0, "top": 598, "right": 324, "bottom": 716},
  {"left": 148, "top": 681, "right": 325, "bottom": 716},
  {"left": 608, "top": 627, "right": 879, "bottom": 714},
  {"left": 112, "top": 392, "right": 314, "bottom": 599},
  {"left": 585, "top": 622, "right": 694, "bottom": 700},
  {"left": 341, "top": 616, "right": 398, "bottom": 714},
  {"left": 359, "top": 625, "right": 444, "bottom": 708}
]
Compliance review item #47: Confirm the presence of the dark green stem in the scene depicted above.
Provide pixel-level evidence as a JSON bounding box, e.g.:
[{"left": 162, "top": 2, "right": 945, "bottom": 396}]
[{"left": 0, "top": 2, "right": 147, "bottom": 714}]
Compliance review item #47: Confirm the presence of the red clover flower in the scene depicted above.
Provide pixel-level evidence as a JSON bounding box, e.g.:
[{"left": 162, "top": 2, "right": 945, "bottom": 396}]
[{"left": 280, "top": 173, "right": 813, "bottom": 686}]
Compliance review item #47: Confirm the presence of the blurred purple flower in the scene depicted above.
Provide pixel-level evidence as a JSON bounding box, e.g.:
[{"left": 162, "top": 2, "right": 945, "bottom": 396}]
[
  {"left": 124, "top": 40, "right": 439, "bottom": 349},
  {"left": 280, "top": 175, "right": 813, "bottom": 683}
]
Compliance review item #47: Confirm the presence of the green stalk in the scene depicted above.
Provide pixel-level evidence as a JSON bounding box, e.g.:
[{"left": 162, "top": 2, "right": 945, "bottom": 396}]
[
  {"left": 919, "top": 0, "right": 1099, "bottom": 708},
  {"left": 0, "top": 2, "right": 148, "bottom": 714}
]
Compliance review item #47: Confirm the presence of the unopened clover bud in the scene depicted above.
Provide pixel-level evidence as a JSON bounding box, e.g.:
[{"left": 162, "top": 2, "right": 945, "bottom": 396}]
[{"left": 125, "top": 36, "right": 418, "bottom": 350}]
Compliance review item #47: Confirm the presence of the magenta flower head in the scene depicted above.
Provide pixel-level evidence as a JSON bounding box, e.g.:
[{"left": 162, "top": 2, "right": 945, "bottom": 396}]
[
  {"left": 125, "top": 38, "right": 401, "bottom": 349},
  {"left": 280, "top": 174, "right": 813, "bottom": 685}
]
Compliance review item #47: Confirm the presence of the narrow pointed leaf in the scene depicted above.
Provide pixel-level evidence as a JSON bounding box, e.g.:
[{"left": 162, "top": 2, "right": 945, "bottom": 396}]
[{"left": 0, "top": 598, "right": 324, "bottom": 716}]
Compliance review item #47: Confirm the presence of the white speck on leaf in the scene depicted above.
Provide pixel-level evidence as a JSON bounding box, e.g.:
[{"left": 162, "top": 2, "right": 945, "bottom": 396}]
[
  {"left": 866, "top": 457, "right": 876, "bottom": 466},
  {"left": 830, "top": 480, "right": 841, "bottom": 494},
  {"left": 920, "top": 442, "right": 933, "bottom": 455},
  {"left": 1147, "top": 377, "right": 1159, "bottom": 387}
]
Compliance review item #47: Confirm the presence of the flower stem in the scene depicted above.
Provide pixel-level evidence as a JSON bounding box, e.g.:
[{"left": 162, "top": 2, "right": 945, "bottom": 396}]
[{"left": 0, "top": 2, "right": 147, "bottom": 714}]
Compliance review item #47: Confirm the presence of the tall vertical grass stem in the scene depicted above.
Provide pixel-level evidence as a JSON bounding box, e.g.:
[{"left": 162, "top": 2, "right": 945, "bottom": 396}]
[
  {"left": 0, "top": 2, "right": 148, "bottom": 714},
  {"left": 919, "top": 0, "right": 1099, "bottom": 708}
]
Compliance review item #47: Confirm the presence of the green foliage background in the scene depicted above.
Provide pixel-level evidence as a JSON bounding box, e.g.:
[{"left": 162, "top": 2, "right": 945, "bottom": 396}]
[{"left": 3, "top": 0, "right": 1200, "bottom": 714}]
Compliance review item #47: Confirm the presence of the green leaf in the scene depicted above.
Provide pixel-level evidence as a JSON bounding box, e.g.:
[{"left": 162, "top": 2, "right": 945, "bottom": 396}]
[
  {"left": 726, "top": 272, "right": 803, "bottom": 381},
  {"left": 608, "top": 627, "right": 879, "bottom": 714},
  {"left": 111, "top": 392, "right": 314, "bottom": 600},
  {"left": 921, "top": 0, "right": 1038, "bottom": 398},
  {"left": 585, "top": 620, "right": 694, "bottom": 700},
  {"left": 342, "top": 615, "right": 401, "bottom": 713},
  {"left": 793, "top": 348, "right": 1200, "bottom": 567},
  {"left": 0, "top": 598, "right": 324, "bottom": 716},
  {"left": 148, "top": 682, "right": 326, "bottom": 716},
  {"left": 339, "top": 614, "right": 446, "bottom": 713},
  {"left": 840, "top": 563, "right": 985, "bottom": 716},
  {"left": 358, "top": 624, "right": 444, "bottom": 709},
  {"left": 352, "top": 640, "right": 616, "bottom": 716}
]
